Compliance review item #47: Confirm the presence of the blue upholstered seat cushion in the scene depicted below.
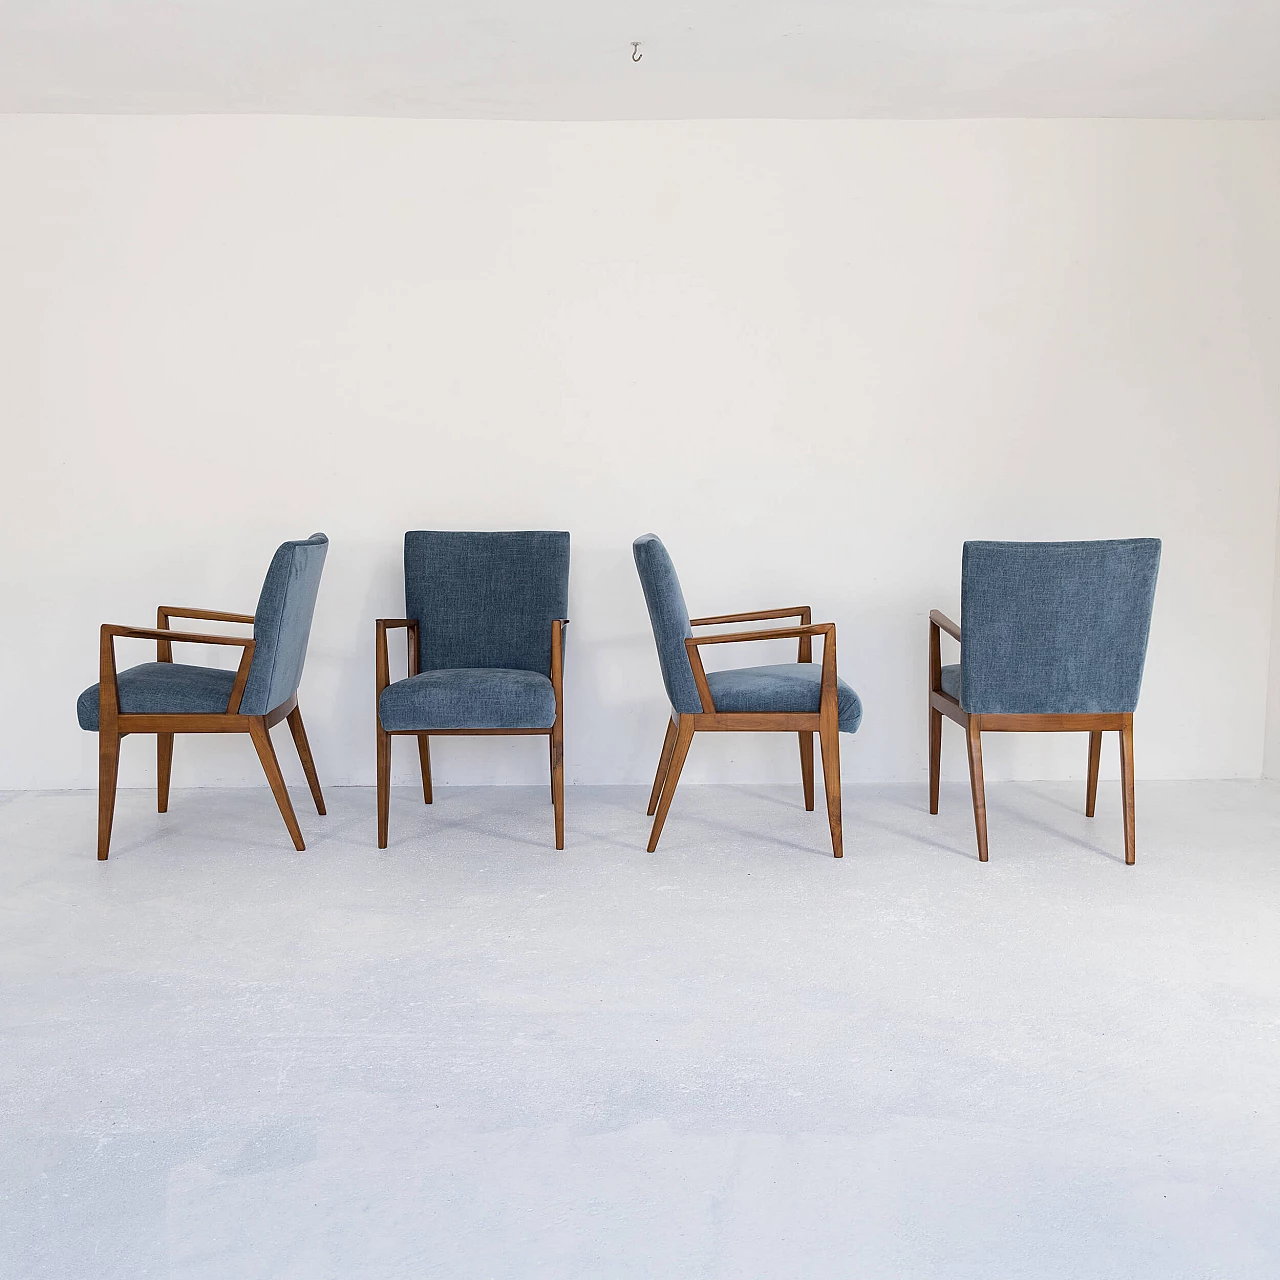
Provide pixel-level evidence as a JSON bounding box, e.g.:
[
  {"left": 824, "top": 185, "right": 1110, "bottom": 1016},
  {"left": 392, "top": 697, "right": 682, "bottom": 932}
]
[
  {"left": 378, "top": 668, "right": 557, "bottom": 732},
  {"left": 704, "top": 663, "right": 862, "bottom": 732},
  {"left": 77, "top": 662, "right": 238, "bottom": 730},
  {"left": 939, "top": 663, "right": 962, "bottom": 702}
]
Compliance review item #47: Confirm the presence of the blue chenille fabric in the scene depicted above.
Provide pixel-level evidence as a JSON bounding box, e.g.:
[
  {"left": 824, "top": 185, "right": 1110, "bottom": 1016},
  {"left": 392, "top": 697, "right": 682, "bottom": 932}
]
[
  {"left": 237, "top": 533, "right": 329, "bottom": 716},
  {"left": 939, "top": 663, "right": 962, "bottom": 702},
  {"left": 632, "top": 534, "right": 703, "bottom": 715},
  {"left": 958, "top": 538, "right": 1161, "bottom": 715},
  {"left": 77, "top": 663, "right": 239, "bottom": 731},
  {"left": 404, "top": 531, "right": 570, "bottom": 678},
  {"left": 378, "top": 668, "right": 557, "bottom": 732},
  {"left": 705, "top": 663, "right": 863, "bottom": 732}
]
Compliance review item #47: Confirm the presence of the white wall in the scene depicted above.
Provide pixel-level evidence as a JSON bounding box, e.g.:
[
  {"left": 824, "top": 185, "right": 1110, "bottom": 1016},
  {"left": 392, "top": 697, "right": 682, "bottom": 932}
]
[
  {"left": 1267, "top": 485, "right": 1280, "bottom": 779},
  {"left": 3, "top": 117, "right": 1279, "bottom": 791}
]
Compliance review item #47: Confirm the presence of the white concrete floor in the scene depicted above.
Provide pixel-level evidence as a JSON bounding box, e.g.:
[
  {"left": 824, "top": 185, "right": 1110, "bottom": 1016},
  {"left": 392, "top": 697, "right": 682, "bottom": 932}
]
[{"left": 2, "top": 779, "right": 1279, "bottom": 1279}]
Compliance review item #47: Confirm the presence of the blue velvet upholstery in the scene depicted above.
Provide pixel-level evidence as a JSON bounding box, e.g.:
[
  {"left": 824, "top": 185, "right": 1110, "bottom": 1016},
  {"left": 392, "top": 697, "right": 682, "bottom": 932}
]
[
  {"left": 958, "top": 539, "right": 1161, "bottom": 715},
  {"left": 383, "top": 531, "right": 570, "bottom": 732},
  {"left": 705, "top": 664, "right": 863, "bottom": 731},
  {"left": 77, "top": 663, "right": 239, "bottom": 731},
  {"left": 77, "top": 534, "right": 328, "bottom": 730},
  {"left": 379, "top": 669, "right": 557, "bottom": 731},
  {"left": 404, "top": 531, "right": 570, "bottom": 677},
  {"left": 632, "top": 535, "right": 703, "bottom": 715},
  {"left": 238, "top": 533, "right": 329, "bottom": 716}
]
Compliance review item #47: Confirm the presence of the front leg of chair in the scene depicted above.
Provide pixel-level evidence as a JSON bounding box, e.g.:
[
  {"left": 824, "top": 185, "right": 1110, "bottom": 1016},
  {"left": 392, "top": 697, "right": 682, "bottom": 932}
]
[
  {"left": 965, "top": 718, "right": 989, "bottom": 862},
  {"left": 158, "top": 734, "right": 174, "bottom": 814},
  {"left": 249, "top": 718, "right": 305, "bottom": 851},
  {"left": 648, "top": 717, "right": 679, "bottom": 817},
  {"left": 376, "top": 723, "right": 391, "bottom": 849},
  {"left": 647, "top": 716, "right": 694, "bottom": 852},
  {"left": 1119, "top": 719, "right": 1136, "bottom": 865},
  {"left": 928, "top": 709, "right": 942, "bottom": 815},
  {"left": 549, "top": 618, "right": 566, "bottom": 848},
  {"left": 286, "top": 705, "right": 326, "bottom": 815},
  {"left": 98, "top": 731, "right": 121, "bottom": 861}
]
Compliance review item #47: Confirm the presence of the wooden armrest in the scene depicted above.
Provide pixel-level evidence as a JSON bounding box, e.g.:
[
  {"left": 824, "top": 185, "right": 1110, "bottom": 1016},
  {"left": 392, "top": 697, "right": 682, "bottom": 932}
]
[
  {"left": 376, "top": 618, "right": 416, "bottom": 629},
  {"left": 376, "top": 618, "right": 420, "bottom": 693},
  {"left": 689, "top": 606, "right": 811, "bottom": 627},
  {"left": 158, "top": 606, "right": 255, "bottom": 626},
  {"left": 687, "top": 622, "right": 833, "bottom": 647},
  {"left": 104, "top": 624, "right": 254, "bottom": 647},
  {"left": 930, "top": 610, "right": 961, "bottom": 642}
]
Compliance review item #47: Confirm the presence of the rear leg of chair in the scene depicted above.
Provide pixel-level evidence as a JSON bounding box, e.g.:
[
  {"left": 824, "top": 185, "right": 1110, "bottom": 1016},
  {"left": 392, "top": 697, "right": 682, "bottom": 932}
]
[
  {"left": 647, "top": 717, "right": 694, "bottom": 852},
  {"left": 98, "top": 731, "right": 121, "bottom": 861},
  {"left": 799, "top": 732, "right": 815, "bottom": 812},
  {"left": 376, "top": 723, "right": 391, "bottom": 849},
  {"left": 1085, "top": 730, "right": 1102, "bottom": 818},
  {"left": 158, "top": 733, "right": 173, "bottom": 814},
  {"left": 965, "top": 718, "right": 988, "bottom": 862},
  {"left": 249, "top": 718, "right": 305, "bottom": 851},
  {"left": 818, "top": 720, "right": 843, "bottom": 858},
  {"left": 286, "top": 706, "right": 326, "bottom": 816},
  {"left": 1119, "top": 721, "right": 1136, "bottom": 866},
  {"left": 928, "top": 708, "right": 942, "bottom": 815},
  {"left": 647, "top": 718, "right": 679, "bottom": 817},
  {"left": 417, "top": 734, "right": 433, "bottom": 804}
]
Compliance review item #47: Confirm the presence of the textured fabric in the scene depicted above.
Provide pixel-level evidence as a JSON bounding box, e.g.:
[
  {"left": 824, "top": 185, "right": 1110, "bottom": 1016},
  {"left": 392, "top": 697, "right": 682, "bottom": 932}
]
[
  {"left": 404, "top": 531, "right": 570, "bottom": 677},
  {"left": 378, "top": 668, "right": 557, "bottom": 731},
  {"left": 705, "top": 663, "right": 863, "bottom": 733},
  {"left": 939, "top": 663, "right": 962, "bottom": 702},
  {"left": 959, "top": 539, "right": 1161, "bottom": 715},
  {"left": 238, "top": 533, "right": 329, "bottom": 716},
  {"left": 77, "top": 663, "right": 238, "bottom": 731},
  {"left": 632, "top": 535, "right": 703, "bottom": 715}
]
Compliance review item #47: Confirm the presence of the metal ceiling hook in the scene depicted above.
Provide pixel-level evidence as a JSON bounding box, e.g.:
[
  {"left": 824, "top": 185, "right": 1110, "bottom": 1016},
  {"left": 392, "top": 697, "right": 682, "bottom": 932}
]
[{"left": 631, "top": 42, "right": 643, "bottom": 62}]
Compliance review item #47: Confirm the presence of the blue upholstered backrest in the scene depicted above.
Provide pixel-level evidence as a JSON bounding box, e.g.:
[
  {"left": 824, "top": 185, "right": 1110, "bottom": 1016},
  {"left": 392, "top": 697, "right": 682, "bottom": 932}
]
[
  {"left": 405, "top": 531, "right": 570, "bottom": 675},
  {"left": 959, "top": 539, "right": 1161, "bottom": 715},
  {"left": 632, "top": 534, "right": 703, "bottom": 715},
  {"left": 239, "top": 533, "right": 329, "bottom": 716}
]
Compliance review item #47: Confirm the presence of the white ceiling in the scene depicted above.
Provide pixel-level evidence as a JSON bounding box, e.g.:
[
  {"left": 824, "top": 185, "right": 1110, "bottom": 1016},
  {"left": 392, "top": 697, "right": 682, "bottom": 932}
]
[{"left": 4, "top": 0, "right": 1280, "bottom": 119}]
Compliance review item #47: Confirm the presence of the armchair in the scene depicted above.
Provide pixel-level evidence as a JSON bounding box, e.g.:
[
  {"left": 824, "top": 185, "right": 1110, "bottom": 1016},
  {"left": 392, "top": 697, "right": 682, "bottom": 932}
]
[
  {"left": 929, "top": 538, "right": 1161, "bottom": 863},
  {"left": 633, "top": 534, "right": 862, "bottom": 858}
]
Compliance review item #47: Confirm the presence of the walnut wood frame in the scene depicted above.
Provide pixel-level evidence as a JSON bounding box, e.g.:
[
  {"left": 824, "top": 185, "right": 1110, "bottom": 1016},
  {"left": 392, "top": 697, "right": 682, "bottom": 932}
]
[
  {"left": 645, "top": 606, "right": 845, "bottom": 858},
  {"left": 928, "top": 609, "right": 1136, "bottom": 864},
  {"left": 94, "top": 606, "right": 326, "bottom": 861},
  {"left": 375, "top": 618, "right": 568, "bottom": 851}
]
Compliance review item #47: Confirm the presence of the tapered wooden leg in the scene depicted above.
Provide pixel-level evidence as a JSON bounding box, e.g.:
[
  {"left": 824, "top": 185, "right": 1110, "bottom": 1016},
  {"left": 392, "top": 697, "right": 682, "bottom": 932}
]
[
  {"left": 376, "top": 724, "right": 391, "bottom": 849},
  {"left": 647, "top": 718, "right": 679, "bottom": 817},
  {"left": 928, "top": 707, "right": 942, "bottom": 815},
  {"left": 818, "top": 721, "right": 843, "bottom": 858},
  {"left": 1086, "top": 730, "right": 1102, "bottom": 818},
  {"left": 965, "top": 717, "right": 988, "bottom": 863},
  {"left": 647, "top": 717, "right": 694, "bottom": 852},
  {"left": 97, "top": 731, "right": 121, "bottom": 861},
  {"left": 1119, "top": 721, "right": 1136, "bottom": 866},
  {"left": 550, "top": 724, "right": 565, "bottom": 850},
  {"left": 157, "top": 733, "right": 173, "bottom": 814},
  {"left": 417, "top": 734, "right": 433, "bottom": 804},
  {"left": 286, "top": 706, "right": 326, "bottom": 815},
  {"left": 249, "top": 718, "right": 305, "bottom": 851},
  {"left": 799, "top": 732, "right": 815, "bottom": 812}
]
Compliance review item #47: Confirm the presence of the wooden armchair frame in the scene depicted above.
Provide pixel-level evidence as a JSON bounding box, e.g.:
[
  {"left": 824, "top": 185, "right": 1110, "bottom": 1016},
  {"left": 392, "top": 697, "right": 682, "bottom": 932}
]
[
  {"left": 928, "top": 610, "right": 1136, "bottom": 864},
  {"left": 375, "top": 617, "right": 568, "bottom": 850},
  {"left": 95, "top": 605, "right": 325, "bottom": 860},
  {"left": 646, "top": 605, "right": 846, "bottom": 858}
]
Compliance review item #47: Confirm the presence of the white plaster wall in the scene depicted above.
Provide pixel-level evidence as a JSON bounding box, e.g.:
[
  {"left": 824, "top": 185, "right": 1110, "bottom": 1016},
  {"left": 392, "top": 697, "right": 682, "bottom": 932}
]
[
  {"left": 1266, "top": 485, "right": 1280, "bottom": 779},
  {"left": 3, "top": 116, "right": 1279, "bottom": 790}
]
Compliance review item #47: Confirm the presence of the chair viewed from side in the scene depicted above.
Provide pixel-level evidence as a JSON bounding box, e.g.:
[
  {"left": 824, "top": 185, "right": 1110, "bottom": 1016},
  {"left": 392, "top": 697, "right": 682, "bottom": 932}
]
[
  {"left": 929, "top": 538, "right": 1161, "bottom": 864},
  {"left": 77, "top": 533, "right": 330, "bottom": 859},
  {"left": 633, "top": 534, "right": 862, "bottom": 858},
  {"left": 375, "top": 530, "right": 570, "bottom": 849}
]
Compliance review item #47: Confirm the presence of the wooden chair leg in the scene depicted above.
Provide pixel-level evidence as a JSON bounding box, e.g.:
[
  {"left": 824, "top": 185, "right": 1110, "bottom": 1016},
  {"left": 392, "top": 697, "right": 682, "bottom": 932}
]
[
  {"left": 157, "top": 733, "right": 174, "bottom": 814},
  {"left": 965, "top": 718, "right": 988, "bottom": 862},
  {"left": 818, "top": 720, "right": 843, "bottom": 858},
  {"left": 286, "top": 706, "right": 326, "bottom": 816},
  {"left": 1119, "top": 721, "right": 1136, "bottom": 865},
  {"left": 1085, "top": 730, "right": 1102, "bottom": 818},
  {"left": 928, "top": 708, "right": 942, "bottom": 815},
  {"left": 376, "top": 724, "right": 391, "bottom": 849},
  {"left": 799, "top": 732, "right": 815, "bottom": 812},
  {"left": 550, "top": 723, "right": 565, "bottom": 850},
  {"left": 98, "top": 731, "right": 121, "bottom": 861},
  {"left": 417, "top": 734, "right": 433, "bottom": 804},
  {"left": 249, "top": 718, "right": 305, "bottom": 851},
  {"left": 647, "top": 718, "right": 679, "bottom": 817},
  {"left": 647, "top": 717, "right": 694, "bottom": 852}
]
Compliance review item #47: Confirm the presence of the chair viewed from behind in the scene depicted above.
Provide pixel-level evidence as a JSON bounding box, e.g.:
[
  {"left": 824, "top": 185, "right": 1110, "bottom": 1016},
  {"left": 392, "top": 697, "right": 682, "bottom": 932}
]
[
  {"left": 929, "top": 538, "right": 1161, "bottom": 864},
  {"left": 633, "top": 534, "right": 862, "bottom": 858},
  {"left": 77, "top": 534, "right": 330, "bottom": 858},
  {"left": 375, "top": 531, "right": 570, "bottom": 849}
]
